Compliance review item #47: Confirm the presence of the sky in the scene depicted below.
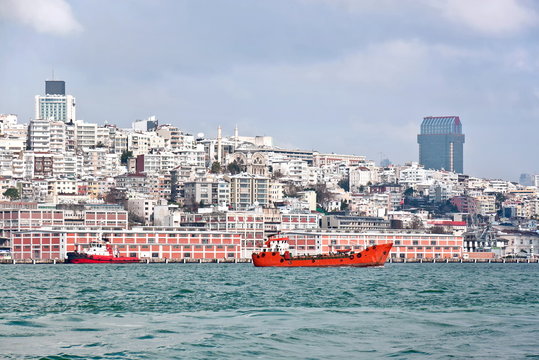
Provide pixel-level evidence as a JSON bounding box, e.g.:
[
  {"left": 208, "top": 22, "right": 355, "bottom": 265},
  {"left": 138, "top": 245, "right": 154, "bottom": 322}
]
[{"left": 0, "top": 0, "right": 538, "bottom": 181}]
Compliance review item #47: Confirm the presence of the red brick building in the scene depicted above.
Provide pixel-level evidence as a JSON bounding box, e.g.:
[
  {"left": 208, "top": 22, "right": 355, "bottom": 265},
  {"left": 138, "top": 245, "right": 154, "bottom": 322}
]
[
  {"left": 11, "top": 229, "right": 242, "bottom": 260},
  {"left": 284, "top": 230, "right": 464, "bottom": 259}
]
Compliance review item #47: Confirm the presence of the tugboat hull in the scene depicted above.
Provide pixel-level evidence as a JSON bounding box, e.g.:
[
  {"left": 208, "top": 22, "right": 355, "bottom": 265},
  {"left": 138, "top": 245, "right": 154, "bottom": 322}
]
[
  {"left": 66, "top": 253, "right": 140, "bottom": 264},
  {"left": 252, "top": 243, "right": 392, "bottom": 267}
]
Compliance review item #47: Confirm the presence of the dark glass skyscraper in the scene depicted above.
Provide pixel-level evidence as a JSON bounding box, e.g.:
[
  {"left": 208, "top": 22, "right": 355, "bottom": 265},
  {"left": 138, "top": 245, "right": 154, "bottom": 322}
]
[
  {"left": 417, "top": 116, "right": 465, "bottom": 173},
  {"left": 45, "top": 80, "right": 65, "bottom": 95}
]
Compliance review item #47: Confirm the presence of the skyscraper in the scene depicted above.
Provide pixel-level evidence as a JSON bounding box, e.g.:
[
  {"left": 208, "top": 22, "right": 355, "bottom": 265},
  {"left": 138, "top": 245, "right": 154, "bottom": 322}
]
[
  {"left": 417, "top": 116, "right": 465, "bottom": 173},
  {"left": 35, "top": 80, "right": 76, "bottom": 123},
  {"left": 45, "top": 80, "right": 65, "bottom": 95}
]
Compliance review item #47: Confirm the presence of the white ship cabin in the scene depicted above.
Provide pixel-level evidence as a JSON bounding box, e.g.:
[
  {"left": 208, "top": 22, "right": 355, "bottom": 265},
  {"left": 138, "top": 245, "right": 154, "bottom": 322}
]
[
  {"left": 83, "top": 243, "right": 109, "bottom": 256},
  {"left": 262, "top": 238, "right": 290, "bottom": 254},
  {"left": 79, "top": 242, "right": 117, "bottom": 256}
]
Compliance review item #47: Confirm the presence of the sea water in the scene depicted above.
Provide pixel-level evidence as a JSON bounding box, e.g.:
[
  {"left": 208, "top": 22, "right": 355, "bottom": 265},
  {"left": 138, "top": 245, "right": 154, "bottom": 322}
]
[{"left": 1, "top": 263, "right": 538, "bottom": 359}]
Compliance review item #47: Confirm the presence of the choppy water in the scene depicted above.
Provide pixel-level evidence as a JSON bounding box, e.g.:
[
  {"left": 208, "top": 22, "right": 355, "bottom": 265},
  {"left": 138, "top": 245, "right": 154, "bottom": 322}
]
[{"left": 1, "top": 263, "right": 538, "bottom": 359}]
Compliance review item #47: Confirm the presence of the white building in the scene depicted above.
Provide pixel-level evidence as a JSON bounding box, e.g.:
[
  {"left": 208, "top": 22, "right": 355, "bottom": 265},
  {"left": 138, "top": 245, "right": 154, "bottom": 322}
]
[
  {"left": 35, "top": 93, "right": 76, "bottom": 123},
  {"left": 75, "top": 120, "right": 97, "bottom": 149}
]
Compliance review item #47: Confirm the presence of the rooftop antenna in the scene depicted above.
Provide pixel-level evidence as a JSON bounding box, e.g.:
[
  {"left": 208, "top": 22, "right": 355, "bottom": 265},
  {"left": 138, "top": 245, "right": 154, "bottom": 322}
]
[{"left": 51, "top": 68, "right": 55, "bottom": 80}]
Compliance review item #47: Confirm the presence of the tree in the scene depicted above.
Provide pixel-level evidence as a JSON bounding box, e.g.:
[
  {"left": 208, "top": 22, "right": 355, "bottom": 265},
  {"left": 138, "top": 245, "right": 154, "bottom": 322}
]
[
  {"left": 404, "top": 187, "right": 415, "bottom": 197},
  {"left": 227, "top": 160, "right": 241, "bottom": 175},
  {"left": 210, "top": 161, "right": 221, "bottom": 174},
  {"left": 337, "top": 178, "right": 350, "bottom": 192},
  {"left": 314, "top": 183, "right": 334, "bottom": 209},
  {"left": 121, "top": 150, "right": 133, "bottom": 165},
  {"left": 104, "top": 188, "right": 127, "bottom": 205},
  {"left": 3, "top": 188, "right": 19, "bottom": 201},
  {"left": 430, "top": 226, "right": 447, "bottom": 234},
  {"left": 407, "top": 216, "right": 424, "bottom": 229},
  {"left": 272, "top": 169, "right": 284, "bottom": 180},
  {"left": 284, "top": 183, "right": 302, "bottom": 197}
]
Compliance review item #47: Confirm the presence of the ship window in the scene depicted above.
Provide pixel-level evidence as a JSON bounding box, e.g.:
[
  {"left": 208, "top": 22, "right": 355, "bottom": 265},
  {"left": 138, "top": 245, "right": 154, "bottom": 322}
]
[
  {"left": 227, "top": 253, "right": 235, "bottom": 258},
  {"left": 152, "top": 252, "right": 159, "bottom": 258},
  {"left": 184, "top": 253, "right": 191, "bottom": 258},
  {"left": 413, "top": 241, "right": 419, "bottom": 245}
]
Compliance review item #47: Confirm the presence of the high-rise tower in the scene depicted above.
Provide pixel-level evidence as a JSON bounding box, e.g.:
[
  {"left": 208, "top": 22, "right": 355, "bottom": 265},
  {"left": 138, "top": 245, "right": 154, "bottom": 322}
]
[
  {"left": 417, "top": 116, "right": 465, "bottom": 173},
  {"left": 35, "top": 79, "right": 76, "bottom": 123}
]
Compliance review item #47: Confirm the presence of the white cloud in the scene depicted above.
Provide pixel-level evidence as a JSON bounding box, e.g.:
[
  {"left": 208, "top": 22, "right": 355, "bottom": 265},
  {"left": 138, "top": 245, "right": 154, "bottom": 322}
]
[
  {"left": 429, "top": 0, "right": 538, "bottom": 35},
  {"left": 306, "top": 0, "right": 538, "bottom": 36},
  {"left": 289, "top": 39, "right": 430, "bottom": 87},
  {"left": 0, "top": 0, "right": 82, "bottom": 35}
]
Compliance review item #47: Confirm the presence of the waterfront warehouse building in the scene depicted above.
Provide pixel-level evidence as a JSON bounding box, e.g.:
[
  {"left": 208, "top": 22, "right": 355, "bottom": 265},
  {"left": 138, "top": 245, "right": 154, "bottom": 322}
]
[{"left": 417, "top": 116, "right": 465, "bottom": 173}]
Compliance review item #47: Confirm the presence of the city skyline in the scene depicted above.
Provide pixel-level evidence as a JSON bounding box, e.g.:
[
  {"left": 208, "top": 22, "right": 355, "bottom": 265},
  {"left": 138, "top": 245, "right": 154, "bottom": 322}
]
[{"left": 1, "top": 0, "right": 539, "bottom": 181}]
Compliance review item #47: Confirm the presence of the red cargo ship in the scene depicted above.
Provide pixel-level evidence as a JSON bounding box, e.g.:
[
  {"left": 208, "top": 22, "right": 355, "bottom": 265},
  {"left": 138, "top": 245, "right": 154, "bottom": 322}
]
[
  {"left": 66, "top": 240, "right": 139, "bottom": 264},
  {"left": 252, "top": 237, "right": 392, "bottom": 267}
]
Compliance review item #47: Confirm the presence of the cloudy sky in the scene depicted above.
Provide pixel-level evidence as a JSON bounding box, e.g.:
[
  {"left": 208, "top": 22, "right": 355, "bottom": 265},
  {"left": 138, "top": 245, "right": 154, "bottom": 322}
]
[{"left": 1, "top": 0, "right": 538, "bottom": 180}]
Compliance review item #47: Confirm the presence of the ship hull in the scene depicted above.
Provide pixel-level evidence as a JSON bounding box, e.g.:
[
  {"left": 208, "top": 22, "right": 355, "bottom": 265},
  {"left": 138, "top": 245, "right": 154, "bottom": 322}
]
[
  {"left": 252, "top": 243, "right": 392, "bottom": 267},
  {"left": 66, "top": 253, "right": 140, "bottom": 264}
]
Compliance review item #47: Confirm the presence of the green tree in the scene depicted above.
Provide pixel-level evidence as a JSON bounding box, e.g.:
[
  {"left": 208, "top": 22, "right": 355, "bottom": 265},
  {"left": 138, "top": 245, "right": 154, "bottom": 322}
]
[
  {"left": 210, "top": 161, "right": 221, "bottom": 174},
  {"left": 337, "top": 178, "right": 350, "bottom": 192},
  {"left": 404, "top": 187, "right": 415, "bottom": 197},
  {"left": 3, "top": 187, "right": 20, "bottom": 201},
  {"left": 227, "top": 160, "right": 241, "bottom": 175},
  {"left": 120, "top": 150, "right": 133, "bottom": 165}
]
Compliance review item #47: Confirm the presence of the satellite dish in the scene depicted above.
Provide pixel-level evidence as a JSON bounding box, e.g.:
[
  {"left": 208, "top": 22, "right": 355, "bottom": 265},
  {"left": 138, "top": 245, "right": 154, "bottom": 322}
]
[{"left": 197, "top": 132, "right": 204, "bottom": 139}]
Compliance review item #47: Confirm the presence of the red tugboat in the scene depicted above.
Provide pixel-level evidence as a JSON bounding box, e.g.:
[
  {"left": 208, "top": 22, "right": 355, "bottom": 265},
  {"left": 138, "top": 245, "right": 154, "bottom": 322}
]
[
  {"left": 66, "top": 239, "right": 139, "bottom": 264},
  {"left": 252, "top": 237, "right": 392, "bottom": 267}
]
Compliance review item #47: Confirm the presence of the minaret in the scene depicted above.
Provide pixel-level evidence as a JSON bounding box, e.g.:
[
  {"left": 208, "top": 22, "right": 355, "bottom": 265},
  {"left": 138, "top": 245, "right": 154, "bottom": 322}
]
[
  {"left": 234, "top": 124, "right": 239, "bottom": 148},
  {"left": 217, "top": 125, "right": 222, "bottom": 164}
]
